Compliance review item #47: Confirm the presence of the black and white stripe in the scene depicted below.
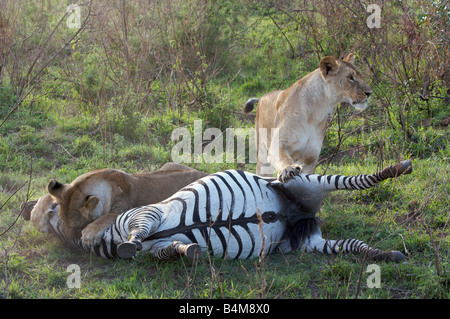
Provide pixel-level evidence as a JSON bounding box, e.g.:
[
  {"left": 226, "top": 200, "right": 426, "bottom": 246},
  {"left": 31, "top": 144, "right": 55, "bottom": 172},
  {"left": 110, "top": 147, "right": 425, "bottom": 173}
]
[
  {"left": 116, "top": 170, "right": 288, "bottom": 260},
  {"left": 43, "top": 161, "right": 412, "bottom": 262}
]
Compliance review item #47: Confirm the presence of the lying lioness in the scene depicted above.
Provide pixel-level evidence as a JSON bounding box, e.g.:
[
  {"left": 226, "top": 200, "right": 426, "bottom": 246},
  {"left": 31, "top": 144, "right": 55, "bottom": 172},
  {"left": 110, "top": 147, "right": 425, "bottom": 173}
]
[
  {"left": 23, "top": 163, "right": 208, "bottom": 244},
  {"left": 243, "top": 54, "right": 373, "bottom": 181}
]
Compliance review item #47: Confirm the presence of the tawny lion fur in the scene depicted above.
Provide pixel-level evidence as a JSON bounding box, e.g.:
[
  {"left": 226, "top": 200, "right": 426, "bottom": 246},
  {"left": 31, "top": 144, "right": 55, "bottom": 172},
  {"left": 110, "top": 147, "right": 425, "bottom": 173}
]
[
  {"left": 243, "top": 54, "right": 372, "bottom": 181},
  {"left": 42, "top": 163, "right": 207, "bottom": 245}
]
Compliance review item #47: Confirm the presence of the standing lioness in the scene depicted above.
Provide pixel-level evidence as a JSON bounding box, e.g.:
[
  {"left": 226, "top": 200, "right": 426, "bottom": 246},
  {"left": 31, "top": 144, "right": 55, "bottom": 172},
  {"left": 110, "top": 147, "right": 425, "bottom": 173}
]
[{"left": 243, "top": 54, "right": 372, "bottom": 181}]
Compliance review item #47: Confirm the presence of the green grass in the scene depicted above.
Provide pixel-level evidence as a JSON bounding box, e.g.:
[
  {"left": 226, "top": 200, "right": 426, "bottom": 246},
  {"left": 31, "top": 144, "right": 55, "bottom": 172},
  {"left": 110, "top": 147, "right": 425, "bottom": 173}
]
[
  {"left": 0, "top": 69, "right": 449, "bottom": 300},
  {"left": 1, "top": 148, "right": 448, "bottom": 299},
  {"left": 0, "top": 0, "right": 449, "bottom": 299},
  {"left": 1, "top": 77, "right": 449, "bottom": 300}
]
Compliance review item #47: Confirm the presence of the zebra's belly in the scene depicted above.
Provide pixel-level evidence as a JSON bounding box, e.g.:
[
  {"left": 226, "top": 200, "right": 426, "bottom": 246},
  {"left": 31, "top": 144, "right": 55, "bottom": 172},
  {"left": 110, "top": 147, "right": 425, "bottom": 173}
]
[
  {"left": 133, "top": 170, "right": 290, "bottom": 259},
  {"left": 153, "top": 220, "right": 286, "bottom": 259}
]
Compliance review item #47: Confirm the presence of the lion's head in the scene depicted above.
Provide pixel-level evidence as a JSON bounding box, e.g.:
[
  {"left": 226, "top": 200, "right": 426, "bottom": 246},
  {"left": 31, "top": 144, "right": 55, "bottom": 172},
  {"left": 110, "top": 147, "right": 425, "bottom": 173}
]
[
  {"left": 28, "top": 194, "right": 59, "bottom": 233},
  {"left": 46, "top": 165, "right": 208, "bottom": 240},
  {"left": 47, "top": 169, "right": 122, "bottom": 239},
  {"left": 319, "top": 53, "right": 373, "bottom": 111}
]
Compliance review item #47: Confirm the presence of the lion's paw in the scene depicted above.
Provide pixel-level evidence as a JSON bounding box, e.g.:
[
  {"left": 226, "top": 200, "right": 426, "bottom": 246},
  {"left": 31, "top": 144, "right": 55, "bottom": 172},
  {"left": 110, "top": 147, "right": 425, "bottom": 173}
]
[
  {"left": 277, "top": 164, "right": 303, "bottom": 183},
  {"left": 81, "top": 224, "right": 105, "bottom": 247}
]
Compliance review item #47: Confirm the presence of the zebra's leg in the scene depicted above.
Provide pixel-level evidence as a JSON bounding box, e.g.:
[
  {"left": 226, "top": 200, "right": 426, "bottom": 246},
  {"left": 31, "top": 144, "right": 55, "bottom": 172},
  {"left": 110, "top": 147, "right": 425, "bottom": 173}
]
[
  {"left": 304, "top": 233, "right": 406, "bottom": 262},
  {"left": 116, "top": 209, "right": 163, "bottom": 259},
  {"left": 145, "top": 240, "right": 202, "bottom": 261},
  {"left": 117, "top": 238, "right": 144, "bottom": 259}
]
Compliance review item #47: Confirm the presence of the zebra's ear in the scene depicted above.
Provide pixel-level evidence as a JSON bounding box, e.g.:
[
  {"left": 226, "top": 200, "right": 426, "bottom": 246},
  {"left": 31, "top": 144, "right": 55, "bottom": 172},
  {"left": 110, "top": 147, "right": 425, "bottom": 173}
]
[
  {"left": 267, "top": 182, "right": 285, "bottom": 191},
  {"left": 268, "top": 181, "right": 300, "bottom": 206}
]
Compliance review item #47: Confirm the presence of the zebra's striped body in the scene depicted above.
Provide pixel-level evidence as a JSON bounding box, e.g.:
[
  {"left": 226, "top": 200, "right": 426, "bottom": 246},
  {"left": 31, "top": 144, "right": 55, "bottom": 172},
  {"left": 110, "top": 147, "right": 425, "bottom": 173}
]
[
  {"left": 40, "top": 161, "right": 412, "bottom": 262},
  {"left": 114, "top": 170, "right": 288, "bottom": 260}
]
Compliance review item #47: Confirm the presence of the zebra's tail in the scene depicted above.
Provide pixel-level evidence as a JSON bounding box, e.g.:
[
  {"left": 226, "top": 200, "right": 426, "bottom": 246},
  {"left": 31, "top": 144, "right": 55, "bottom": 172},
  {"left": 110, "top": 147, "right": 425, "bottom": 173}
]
[{"left": 242, "top": 98, "right": 260, "bottom": 114}]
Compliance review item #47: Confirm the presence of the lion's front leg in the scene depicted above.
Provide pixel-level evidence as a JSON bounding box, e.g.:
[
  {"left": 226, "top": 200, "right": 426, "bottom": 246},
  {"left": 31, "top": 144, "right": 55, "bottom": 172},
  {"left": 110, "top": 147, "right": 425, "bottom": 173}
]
[
  {"left": 272, "top": 143, "right": 304, "bottom": 182},
  {"left": 277, "top": 164, "right": 303, "bottom": 182},
  {"left": 81, "top": 213, "right": 118, "bottom": 247}
]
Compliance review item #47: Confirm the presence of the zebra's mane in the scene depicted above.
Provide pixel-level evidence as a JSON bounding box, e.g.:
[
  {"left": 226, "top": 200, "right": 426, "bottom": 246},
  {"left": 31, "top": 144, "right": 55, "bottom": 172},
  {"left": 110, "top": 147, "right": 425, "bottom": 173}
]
[
  {"left": 283, "top": 217, "right": 322, "bottom": 250},
  {"left": 267, "top": 181, "right": 322, "bottom": 249}
]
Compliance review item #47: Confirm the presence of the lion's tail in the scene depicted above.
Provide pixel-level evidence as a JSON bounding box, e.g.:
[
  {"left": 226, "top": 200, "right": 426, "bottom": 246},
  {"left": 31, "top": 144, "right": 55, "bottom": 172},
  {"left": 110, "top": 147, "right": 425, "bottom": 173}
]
[{"left": 242, "top": 98, "right": 260, "bottom": 114}]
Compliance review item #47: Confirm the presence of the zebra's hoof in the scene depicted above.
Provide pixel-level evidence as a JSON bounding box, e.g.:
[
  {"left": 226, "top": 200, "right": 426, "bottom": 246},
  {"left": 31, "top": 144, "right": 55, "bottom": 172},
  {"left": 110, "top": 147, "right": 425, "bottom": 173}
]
[
  {"left": 20, "top": 200, "right": 37, "bottom": 221},
  {"left": 117, "top": 241, "right": 142, "bottom": 259},
  {"left": 396, "top": 160, "right": 412, "bottom": 176},
  {"left": 389, "top": 250, "right": 406, "bottom": 262},
  {"left": 185, "top": 243, "right": 202, "bottom": 260}
]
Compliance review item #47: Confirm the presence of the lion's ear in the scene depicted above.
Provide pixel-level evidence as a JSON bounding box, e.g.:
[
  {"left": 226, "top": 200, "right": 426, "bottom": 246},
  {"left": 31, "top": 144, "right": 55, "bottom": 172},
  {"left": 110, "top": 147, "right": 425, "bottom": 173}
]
[
  {"left": 47, "top": 180, "right": 66, "bottom": 200},
  {"left": 319, "top": 56, "right": 339, "bottom": 78},
  {"left": 343, "top": 53, "right": 356, "bottom": 64},
  {"left": 83, "top": 195, "right": 100, "bottom": 219}
]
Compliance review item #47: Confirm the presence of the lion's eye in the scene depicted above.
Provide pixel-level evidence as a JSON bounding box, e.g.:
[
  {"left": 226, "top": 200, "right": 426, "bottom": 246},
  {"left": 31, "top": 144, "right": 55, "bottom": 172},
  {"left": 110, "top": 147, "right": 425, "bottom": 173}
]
[{"left": 348, "top": 75, "right": 355, "bottom": 82}]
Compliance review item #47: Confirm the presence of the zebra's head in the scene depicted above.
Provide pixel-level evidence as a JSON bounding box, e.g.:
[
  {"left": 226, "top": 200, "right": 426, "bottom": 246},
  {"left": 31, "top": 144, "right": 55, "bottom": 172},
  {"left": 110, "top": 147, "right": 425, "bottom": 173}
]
[{"left": 269, "top": 177, "right": 326, "bottom": 219}]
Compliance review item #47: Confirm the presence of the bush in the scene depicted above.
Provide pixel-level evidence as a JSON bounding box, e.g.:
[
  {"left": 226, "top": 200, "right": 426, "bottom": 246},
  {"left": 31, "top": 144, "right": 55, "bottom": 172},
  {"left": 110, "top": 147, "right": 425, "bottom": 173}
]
[{"left": 0, "top": 83, "right": 17, "bottom": 115}]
